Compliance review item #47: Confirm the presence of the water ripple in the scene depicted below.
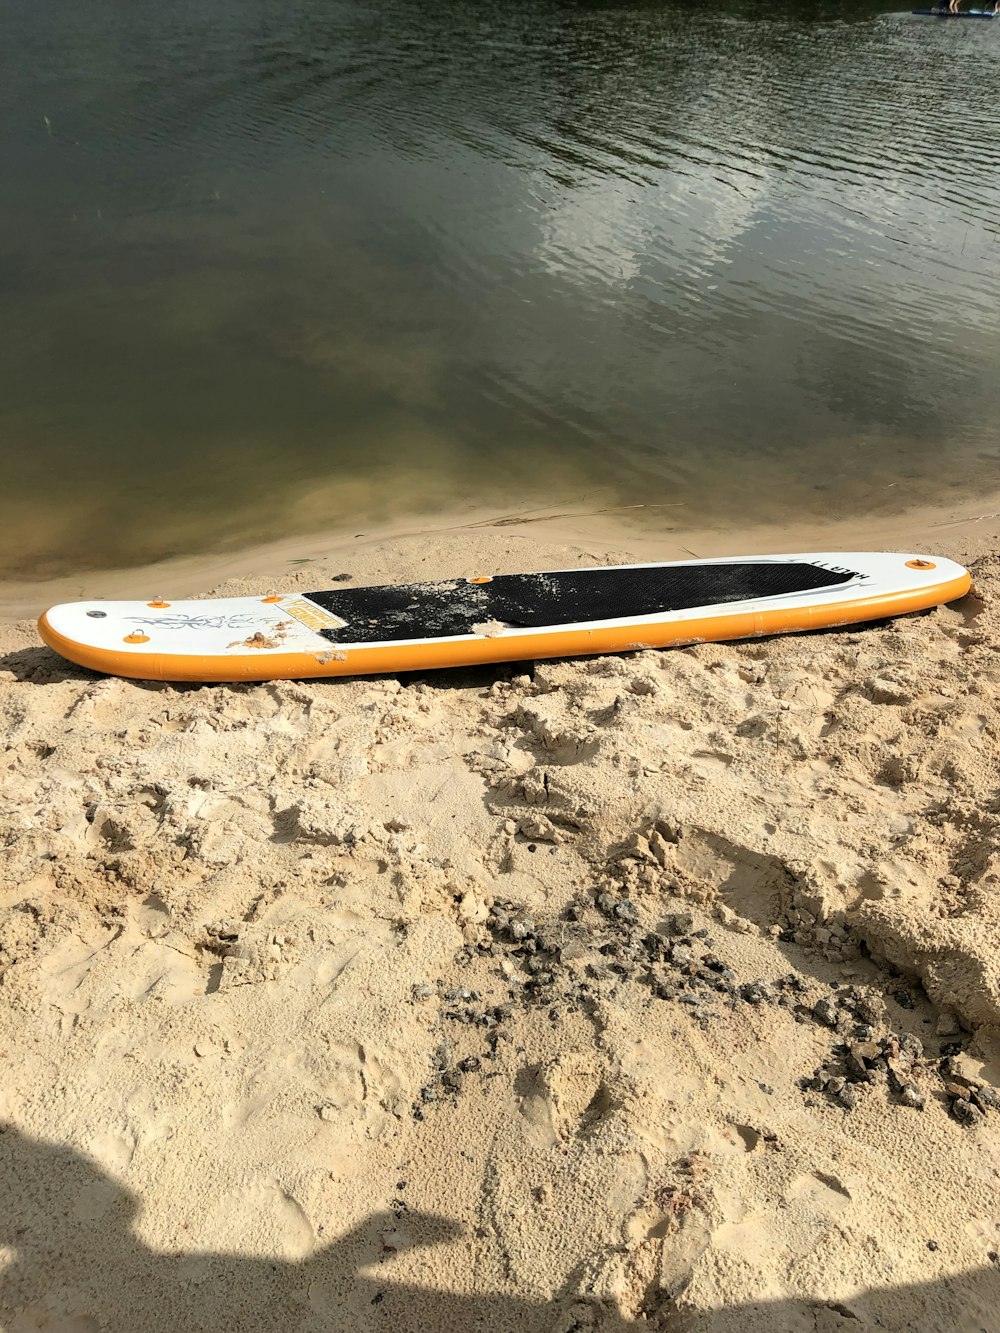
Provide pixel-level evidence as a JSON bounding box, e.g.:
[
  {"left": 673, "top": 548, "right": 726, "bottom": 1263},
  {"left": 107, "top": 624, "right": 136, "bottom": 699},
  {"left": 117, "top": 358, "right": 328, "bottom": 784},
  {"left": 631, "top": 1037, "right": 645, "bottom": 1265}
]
[{"left": 1, "top": 0, "right": 999, "bottom": 572}]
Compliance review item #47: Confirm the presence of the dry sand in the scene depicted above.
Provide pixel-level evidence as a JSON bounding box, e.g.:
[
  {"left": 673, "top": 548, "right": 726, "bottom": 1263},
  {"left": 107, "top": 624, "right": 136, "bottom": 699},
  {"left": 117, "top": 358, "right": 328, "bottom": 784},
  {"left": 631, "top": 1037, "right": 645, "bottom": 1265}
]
[{"left": 1, "top": 505, "right": 1000, "bottom": 1331}]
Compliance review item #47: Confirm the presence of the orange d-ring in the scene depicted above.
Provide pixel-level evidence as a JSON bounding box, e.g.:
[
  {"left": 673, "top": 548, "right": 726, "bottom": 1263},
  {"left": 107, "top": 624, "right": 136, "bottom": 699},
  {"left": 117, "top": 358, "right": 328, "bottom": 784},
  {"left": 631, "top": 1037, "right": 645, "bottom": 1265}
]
[
  {"left": 123, "top": 633, "right": 150, "bottom": 644},
  {"left": 905, "top": 559, "right": 936, "bottom": 571},
  {"left": 468, "top": 576, "right": 493, "bottom": 584},
  {"left": 261, "top": 595, "right": 283, "bottom": 603},
  {"left": 147, "top": 600, "right": 171, "bottom": 608}
]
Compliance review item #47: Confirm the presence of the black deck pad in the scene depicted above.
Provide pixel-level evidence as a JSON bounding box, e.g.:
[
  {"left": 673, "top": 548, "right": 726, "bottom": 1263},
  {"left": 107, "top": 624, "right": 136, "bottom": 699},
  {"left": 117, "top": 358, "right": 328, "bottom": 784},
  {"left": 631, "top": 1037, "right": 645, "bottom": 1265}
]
[{"left": 306, "top": 561, "right": 857, "bottom": 645}]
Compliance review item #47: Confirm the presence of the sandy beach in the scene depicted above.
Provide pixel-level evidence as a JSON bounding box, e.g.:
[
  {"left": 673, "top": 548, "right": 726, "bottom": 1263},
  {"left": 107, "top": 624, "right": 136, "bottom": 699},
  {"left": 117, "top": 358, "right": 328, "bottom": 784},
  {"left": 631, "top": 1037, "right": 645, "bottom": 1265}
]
[{"left": 1, "top": 501, "right": 1000, "bottom": 1331}]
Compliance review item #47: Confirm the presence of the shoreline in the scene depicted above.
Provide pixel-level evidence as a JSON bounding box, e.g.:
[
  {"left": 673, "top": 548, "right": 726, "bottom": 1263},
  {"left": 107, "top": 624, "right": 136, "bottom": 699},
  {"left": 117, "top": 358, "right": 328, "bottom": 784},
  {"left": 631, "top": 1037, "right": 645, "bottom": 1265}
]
[{"left": 2, "top": 489, "right": 999, "bottom": 623}]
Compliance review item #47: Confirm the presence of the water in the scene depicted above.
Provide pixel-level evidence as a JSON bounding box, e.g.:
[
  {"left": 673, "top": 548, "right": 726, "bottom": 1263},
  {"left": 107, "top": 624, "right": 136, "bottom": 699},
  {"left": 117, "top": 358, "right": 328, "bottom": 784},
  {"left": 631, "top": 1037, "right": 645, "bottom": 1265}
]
[{"left": 2, "top": 0, "right": 999, "bottom": 577}]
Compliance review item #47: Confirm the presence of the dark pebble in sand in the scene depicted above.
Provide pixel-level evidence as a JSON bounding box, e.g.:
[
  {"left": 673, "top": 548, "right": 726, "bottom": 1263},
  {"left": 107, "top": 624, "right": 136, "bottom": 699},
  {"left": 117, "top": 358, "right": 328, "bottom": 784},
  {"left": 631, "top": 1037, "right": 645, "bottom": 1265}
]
[
  {"left": 651, "top": 976, "right": 679, "bottom": 1001},
  {"left": 853, "top": 997, "right": 882, "bottom": 1025},
  {"left": 944, "top": 1080, "right": 973, "bottom": 1098},
  {"left": 927, "top": 1240, "right": 939, "bottom": 1252},
  {"left": 900, "top": 1033, "right": 923, "bottom": 1060},
  {"left": 899, "top": 1083, "right": 925, "bottom": 1110},
  {"left": 739, "top": 981, "right": 774, "bottom": 1005},
  {"left": 459, "top": 1056, "right": 481, "bottom": 1073},
  {"left": 950, "top": 1097, "right": 983, "bottom": 1128},
  {"left": 813, "top": 998, "right": 840, "bottom": 1027},
  {"left": 846, "top": 1050, "right": 872, "bottom": 1083},
  {"left": 837, "top": 1084, "right": 859, "bottom": 1110},
  {"left": 663, "top": 912, "right": 695, "bottom": 937},
  {"left": 886, "top": 1062, "right": 908, "bottom": 1095},
  {"left": 642, "top": 938, "right": 667, "bottom": 966},
  {"left": 613, "top": 899, "right": 639, "bottom": 924}
]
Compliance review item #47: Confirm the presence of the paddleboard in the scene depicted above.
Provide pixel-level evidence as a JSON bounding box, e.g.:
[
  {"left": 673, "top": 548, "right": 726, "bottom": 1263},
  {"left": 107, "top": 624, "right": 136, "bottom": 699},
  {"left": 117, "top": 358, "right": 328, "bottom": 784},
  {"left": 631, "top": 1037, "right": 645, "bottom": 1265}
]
[
  {"left": 37, "top": 552, "right": 970, "bottom": 683},
  {"left": 911, "top": 9, "right": 997, "bottom": 16}
]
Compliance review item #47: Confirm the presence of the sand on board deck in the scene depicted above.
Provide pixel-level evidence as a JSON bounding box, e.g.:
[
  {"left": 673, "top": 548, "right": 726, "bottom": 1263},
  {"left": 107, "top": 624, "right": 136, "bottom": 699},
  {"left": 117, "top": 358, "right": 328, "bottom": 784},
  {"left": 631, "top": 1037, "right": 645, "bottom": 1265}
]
[{"left": 1, "top": 503, "right": 1000, "bottom": 1331}]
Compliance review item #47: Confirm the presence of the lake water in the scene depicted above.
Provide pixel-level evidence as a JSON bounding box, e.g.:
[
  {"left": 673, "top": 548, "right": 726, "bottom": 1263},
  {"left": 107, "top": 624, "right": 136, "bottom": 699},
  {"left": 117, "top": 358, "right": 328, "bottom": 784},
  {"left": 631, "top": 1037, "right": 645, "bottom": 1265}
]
[{"left": 3, "top": 0, "right": 999, "bottom": 577}]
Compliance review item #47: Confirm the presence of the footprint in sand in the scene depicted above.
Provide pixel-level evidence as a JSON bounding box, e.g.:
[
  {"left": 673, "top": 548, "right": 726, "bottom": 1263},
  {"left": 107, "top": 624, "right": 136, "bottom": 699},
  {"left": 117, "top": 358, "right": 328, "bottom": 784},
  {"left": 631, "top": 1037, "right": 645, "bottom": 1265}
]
[
  {"left": 517, "top": 1051, "right": 617, "bottom": 1148},
  {"left": 73, "top": 1165, "right": 125, "bottom": 1224},
  {"left": 785, "top": 1170, "right": 852, "bottom": 1219},
  {"left": 193, "top": 1181, "right": 316, "bottom": 1260},
  {"left": 38, "top": 929, "right": 120, "bottom": 1018},
  {"left": 710, "top": 1215, "right": 775, "bottom": 1268},
  {"left": 134, "top": 893, "right": 171, "bottom": 939},
  {"left": 71, "top": 1125, "right": 139, "bottom": 1221},
  {"left": 712, "top": 1170, "right": 852, "bottom": 1269},
  {"left": 86, "top": 1127, "right": 137, "bottom": 1177},
  {"left": 316, "top": 1042, "right": 367, "bottom": 1119},
  {"left": 316, "top": 1041, "right": 405, "bottom": 1133}
]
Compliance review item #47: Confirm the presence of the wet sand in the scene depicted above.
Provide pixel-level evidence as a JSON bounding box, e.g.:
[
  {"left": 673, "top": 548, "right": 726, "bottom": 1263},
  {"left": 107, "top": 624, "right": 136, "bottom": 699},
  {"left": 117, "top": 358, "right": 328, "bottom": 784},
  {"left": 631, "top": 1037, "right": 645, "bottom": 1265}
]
[{"left": 3, "top": 486, "right": 1000, "bottom": 620}]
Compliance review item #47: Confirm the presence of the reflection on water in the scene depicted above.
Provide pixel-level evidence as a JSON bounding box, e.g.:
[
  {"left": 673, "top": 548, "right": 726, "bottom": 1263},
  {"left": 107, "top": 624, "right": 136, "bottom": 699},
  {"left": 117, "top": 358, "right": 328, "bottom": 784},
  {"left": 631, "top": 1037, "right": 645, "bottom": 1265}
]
[{"left": 1, "top": 0, "right": 999, "bottom": 575}]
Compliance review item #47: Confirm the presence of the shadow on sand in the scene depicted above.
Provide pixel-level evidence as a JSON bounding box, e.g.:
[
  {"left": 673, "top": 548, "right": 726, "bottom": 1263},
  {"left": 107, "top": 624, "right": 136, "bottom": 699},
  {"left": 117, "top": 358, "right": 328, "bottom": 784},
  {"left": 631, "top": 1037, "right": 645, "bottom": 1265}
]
[{"left": 1, "top": 1124, "right": 998, "bottom": 1331}]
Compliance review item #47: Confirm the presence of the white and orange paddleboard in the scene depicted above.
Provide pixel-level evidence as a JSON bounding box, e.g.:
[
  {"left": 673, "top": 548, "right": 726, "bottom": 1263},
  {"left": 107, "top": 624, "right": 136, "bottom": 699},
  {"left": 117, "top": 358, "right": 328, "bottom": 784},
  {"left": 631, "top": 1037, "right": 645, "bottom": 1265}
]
[{"left": 37, "top": 552, "right": 970, "bottom": 683}]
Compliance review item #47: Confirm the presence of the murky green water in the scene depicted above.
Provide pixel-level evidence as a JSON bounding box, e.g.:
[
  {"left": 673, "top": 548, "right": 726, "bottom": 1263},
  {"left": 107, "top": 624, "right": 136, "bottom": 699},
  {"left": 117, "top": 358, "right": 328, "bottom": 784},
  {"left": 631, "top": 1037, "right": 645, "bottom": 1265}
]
[{"left": 2, "top": 0, "right": 999, "bottom": 576}]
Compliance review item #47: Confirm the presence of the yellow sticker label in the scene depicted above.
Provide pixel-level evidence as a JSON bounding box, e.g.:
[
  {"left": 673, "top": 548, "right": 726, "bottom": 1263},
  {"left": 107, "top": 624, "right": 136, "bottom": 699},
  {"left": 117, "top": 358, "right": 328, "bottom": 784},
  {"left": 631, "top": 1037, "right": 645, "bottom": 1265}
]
[{"left": 282, "top": 598, "right": 347, "bottom": 633}]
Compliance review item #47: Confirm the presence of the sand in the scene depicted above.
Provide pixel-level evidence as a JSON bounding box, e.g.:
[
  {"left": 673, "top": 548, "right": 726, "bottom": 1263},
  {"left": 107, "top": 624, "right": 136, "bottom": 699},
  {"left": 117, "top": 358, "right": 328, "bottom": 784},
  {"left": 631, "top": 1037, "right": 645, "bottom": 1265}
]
[{"left": 1, "top": 505, "right": 1000, "bottom": 1331}]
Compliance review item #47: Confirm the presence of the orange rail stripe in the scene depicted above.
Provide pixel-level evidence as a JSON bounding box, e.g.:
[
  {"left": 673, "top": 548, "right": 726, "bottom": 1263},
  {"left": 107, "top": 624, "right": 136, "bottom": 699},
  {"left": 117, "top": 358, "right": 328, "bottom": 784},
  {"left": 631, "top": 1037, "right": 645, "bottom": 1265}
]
[{"left": 37, "top": 570, "right": 971, "bottom": 684}]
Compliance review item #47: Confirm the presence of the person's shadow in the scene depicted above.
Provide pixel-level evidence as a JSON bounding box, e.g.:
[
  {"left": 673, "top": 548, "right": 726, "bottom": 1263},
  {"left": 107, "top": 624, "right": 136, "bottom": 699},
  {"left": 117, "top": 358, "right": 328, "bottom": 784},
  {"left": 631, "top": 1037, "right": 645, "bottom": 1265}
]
[{"left": 1, "top": 1123, "right": 998, "bottom": 1332}]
